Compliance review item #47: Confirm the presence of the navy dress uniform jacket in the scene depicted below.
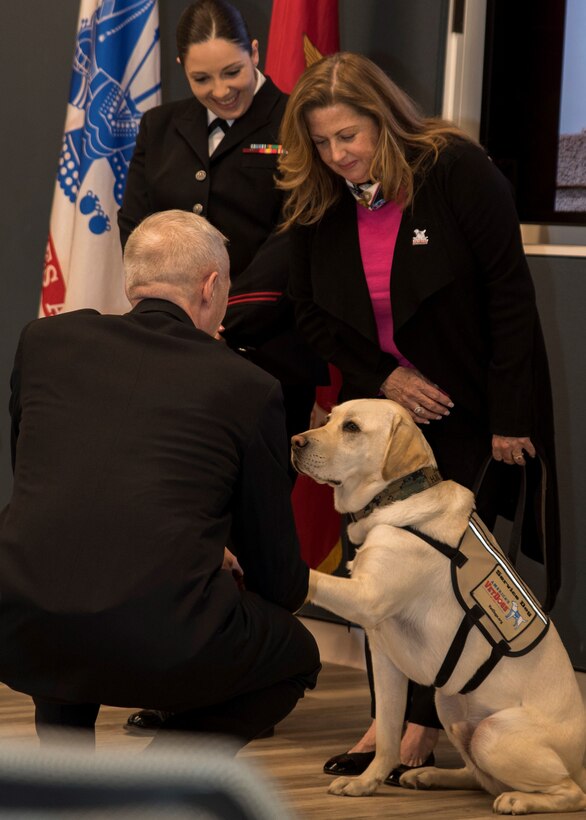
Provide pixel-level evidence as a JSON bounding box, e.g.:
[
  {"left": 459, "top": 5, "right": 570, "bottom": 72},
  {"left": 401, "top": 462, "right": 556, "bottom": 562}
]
[
  {"left": 0, "top": 301, "right": 312, "bottom": 709},
  {"left": 118, "top": 79, "right": 322, "bottom": 386}
]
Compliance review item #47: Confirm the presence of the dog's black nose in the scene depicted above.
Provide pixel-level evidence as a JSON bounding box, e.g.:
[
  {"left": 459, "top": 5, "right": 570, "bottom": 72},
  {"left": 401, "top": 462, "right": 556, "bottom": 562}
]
[{"left": 291, "top": 434, "right": 308, "bottom": 449}]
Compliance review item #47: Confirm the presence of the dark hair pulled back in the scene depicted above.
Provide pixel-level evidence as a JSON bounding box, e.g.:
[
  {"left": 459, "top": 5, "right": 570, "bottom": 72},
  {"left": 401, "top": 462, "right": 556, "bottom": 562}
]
[{"left": 176, "top": 0, "right": 252, "bottom": 63}]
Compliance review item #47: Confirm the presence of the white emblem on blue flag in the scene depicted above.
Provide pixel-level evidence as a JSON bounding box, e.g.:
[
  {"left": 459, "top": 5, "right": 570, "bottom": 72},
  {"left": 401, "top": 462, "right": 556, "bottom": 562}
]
[{"left": 41, "top": 0, "right": 160, "bottom": 316}]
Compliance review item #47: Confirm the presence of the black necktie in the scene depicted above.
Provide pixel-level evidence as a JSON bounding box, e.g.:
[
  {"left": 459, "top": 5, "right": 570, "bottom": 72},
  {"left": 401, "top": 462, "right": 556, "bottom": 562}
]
[{"left": 208, "top": 117, "right": 230, "bottom": 135}]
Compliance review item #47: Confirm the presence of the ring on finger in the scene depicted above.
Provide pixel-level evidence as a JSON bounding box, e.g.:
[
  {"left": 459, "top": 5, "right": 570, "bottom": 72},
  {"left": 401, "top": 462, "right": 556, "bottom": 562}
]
[
  {"left": 513, "top": 452, "right": 523, "bottom": 461},
  {"left": 413, "top": 405, "right": 424, "bottom": 415}
]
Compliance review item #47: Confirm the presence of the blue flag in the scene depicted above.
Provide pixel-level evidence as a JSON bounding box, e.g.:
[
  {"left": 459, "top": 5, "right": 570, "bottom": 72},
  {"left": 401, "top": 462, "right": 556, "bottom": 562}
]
[{"left": 41, "top": 0, "right": 161, "bottom": 316}]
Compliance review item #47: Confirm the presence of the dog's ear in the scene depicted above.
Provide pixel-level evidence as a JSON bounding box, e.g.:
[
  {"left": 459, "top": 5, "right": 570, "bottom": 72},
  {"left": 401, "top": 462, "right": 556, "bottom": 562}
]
[{"left": 381, "top": 414, "right": 430, "bottom": 482}]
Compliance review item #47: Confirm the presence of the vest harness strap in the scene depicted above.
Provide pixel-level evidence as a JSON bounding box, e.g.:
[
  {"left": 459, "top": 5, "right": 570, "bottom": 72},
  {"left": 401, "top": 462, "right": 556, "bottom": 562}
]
[{"left": 404, "top": 513, "right": 549, "bottom": 693}]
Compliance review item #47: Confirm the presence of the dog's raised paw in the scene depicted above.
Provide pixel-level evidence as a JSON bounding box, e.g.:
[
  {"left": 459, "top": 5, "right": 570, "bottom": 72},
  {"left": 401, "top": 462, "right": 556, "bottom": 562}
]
[{"left": 328, "top": 776, "right": 377, "bottom": 797}]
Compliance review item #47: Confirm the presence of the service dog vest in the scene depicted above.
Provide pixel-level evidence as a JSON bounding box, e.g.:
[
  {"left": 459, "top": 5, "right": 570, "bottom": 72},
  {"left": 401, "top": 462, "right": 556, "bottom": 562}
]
[{"left": 405, "top": 512, "right": 550, "bottom": 694}]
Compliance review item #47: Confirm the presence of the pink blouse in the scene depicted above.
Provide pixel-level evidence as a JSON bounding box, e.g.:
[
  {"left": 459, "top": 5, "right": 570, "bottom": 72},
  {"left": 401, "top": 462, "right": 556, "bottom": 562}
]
[{"left": 356, "top": 201, "right": 413, "bottom": 368}]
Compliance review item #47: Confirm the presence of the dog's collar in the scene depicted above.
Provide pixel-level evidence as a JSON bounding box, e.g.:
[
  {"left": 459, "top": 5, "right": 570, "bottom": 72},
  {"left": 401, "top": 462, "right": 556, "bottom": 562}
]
[{"left": 350, "top": 466, "right": 443, "bottom": 522}]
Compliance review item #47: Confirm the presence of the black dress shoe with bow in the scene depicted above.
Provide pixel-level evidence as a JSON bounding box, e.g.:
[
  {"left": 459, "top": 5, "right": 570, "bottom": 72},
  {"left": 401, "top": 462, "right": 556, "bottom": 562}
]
[
  {"left": 323, "top": 750, "right": 376, "bottom": 776},
  {"left": 384, "top": 753, "right": 435, "bottom": 787},
  {"left": 124, "top": 709, "right": 171, "bottom": 735}
]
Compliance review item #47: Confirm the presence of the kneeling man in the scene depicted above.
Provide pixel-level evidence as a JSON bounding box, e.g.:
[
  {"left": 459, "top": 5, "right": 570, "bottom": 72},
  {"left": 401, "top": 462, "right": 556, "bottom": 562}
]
[{"left": 0, "top": 210, "right": 320, "bottom": 745}]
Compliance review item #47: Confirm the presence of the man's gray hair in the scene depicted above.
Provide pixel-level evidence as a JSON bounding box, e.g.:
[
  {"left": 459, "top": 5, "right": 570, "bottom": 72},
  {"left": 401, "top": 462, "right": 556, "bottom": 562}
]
[{"left": 124, "top": 210, "right": 229, "bottom": 302}]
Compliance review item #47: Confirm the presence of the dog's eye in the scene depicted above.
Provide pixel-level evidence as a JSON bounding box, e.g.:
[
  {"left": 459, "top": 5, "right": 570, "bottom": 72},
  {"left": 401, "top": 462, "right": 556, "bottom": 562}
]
[{"left": 342, "top": 421, "right": 361, "bottom": 433}]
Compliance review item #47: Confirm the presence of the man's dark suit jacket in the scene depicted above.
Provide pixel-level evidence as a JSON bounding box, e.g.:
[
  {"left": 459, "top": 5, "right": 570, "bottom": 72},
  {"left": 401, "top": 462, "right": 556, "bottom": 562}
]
[
  {"left": 0, "top": 300, "right": 309, "bottom": 709},
  {"left": 118, "top": 79, "right": 321, "bottom": 386}
]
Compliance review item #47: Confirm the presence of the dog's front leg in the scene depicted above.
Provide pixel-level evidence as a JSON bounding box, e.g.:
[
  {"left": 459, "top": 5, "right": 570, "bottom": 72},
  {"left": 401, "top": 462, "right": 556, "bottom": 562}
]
[
  {"left": 329, "top": 637, "right": 407, "bottom": 797},
  {"left": 308, "top": 569, "right": 376, "bottom": 627}
]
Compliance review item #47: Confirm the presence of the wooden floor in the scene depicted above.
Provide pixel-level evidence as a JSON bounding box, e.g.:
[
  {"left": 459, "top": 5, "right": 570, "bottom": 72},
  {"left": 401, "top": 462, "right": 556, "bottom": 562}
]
[{"left": 1, "top": 663, "right": 583, "bottom": 819}]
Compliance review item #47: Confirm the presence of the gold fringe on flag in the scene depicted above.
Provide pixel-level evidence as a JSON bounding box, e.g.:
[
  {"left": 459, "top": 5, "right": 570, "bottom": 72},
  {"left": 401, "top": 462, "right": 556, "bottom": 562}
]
[
  {"left": 316, "top": 538, "right": 343, "bottom": 575},
  {"left": 303, "top": 34, "right": 324, "bottom": 68}
]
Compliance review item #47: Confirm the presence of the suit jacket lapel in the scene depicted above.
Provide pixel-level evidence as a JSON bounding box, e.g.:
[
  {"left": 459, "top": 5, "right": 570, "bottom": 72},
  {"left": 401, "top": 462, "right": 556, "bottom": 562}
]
[
  {"left": 313, "top": 184, "right": 457, "bottom": 344},
  {"left": 391, "top": 186, "right": 457, "bottom": 334},
  {"left": 173, "top": 100, "right": 210, "bottom": 169},
  {"left": 312, "top": 192, "right": 380, "bottom": 346}
]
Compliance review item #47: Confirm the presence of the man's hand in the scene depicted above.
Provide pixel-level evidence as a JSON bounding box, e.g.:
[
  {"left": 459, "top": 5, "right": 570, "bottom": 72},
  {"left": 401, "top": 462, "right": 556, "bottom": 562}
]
[{"left": 222, "top": 548, "right": 244, "bottom": 588}]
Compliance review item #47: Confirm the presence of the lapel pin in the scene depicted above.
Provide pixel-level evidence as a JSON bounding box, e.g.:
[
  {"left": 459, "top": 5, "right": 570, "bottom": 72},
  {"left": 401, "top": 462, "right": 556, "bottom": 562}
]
[{"left": 412, "top": 228, "right": 429, "bottom": 245}]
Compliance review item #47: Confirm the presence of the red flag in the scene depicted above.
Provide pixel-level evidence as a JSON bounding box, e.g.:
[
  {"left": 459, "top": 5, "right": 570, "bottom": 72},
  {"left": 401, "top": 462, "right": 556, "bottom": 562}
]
[
  {"left": 266, "top": 0, "right": 341, "bottom": 572},
  {"left": 265, "top": 0, "right": 340, "bottom": 93}
]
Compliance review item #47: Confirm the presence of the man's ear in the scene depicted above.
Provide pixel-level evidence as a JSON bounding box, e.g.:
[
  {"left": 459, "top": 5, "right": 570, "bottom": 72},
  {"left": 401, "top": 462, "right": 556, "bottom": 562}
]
[
  {"left": 381, "top": 413, "right": 430, "bottom": 482},
  {"left": 201, "top": 271, "right": 219, "bottom": 305}
]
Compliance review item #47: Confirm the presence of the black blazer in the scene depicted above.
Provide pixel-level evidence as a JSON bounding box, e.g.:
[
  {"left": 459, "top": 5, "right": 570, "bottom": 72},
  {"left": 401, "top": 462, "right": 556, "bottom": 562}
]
[
  {"left": 290, "top": 140, "right": 552, "bottom": 434},
  {"left": 0, "top": 301, "right": 308, "bottom": 707},
  {"left": 289, "top": 140, "right": 559, "bottom": 595},
  {"left": 118, "top": 79, "right": 321, "bottom": 384}
]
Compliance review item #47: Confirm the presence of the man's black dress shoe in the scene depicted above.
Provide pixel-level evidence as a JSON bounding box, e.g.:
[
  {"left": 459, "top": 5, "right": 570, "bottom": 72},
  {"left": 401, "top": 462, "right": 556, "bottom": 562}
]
[
  {"left": 254, "top": 726, "right": 275, "bottom": 739},
  {"left": 384, "top": 753, "right": 435, "bottom": 787},
  {"left": 125, "top": 711, "right": 276, "bottom": 739},
  {"left": 124, "top": 709, "right": 170, "bottom": 735},
  {"left": 323, "top": 750, "right": 376, "bottom": 776}
]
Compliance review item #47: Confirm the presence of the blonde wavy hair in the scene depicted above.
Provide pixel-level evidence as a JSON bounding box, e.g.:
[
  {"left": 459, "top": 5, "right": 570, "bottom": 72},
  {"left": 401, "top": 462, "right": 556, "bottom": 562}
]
[{"left": 278, "top": 52, "right": 471, "bottom": 227}]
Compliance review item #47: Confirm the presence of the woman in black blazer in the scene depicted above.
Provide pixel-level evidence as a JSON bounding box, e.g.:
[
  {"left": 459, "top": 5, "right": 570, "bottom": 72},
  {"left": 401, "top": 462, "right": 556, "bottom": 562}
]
[
  {"left": 118, "top": 0, "right": 320, "bottom": 444},
  {"left": 278, "top": 52, "right": 559, "bottom": 785}
]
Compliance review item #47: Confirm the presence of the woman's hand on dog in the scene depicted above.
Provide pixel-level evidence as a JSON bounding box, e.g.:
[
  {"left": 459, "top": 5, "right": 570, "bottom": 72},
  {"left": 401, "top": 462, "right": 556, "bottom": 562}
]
[
  {"left": 380, "top": 367, "right": 453, "bottom": 425},
  {"left": 492, "top": 435, "right": 536, "bottom": 466}
]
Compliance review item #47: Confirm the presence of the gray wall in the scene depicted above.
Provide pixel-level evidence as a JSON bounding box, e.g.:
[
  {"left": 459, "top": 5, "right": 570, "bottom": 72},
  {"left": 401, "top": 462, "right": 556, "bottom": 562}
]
[
  {"left": 528, "top": 255, "right": 586, "bottom": 666},
  {"left": 1, "top": 2, "right": 583, "bottom": 667}
]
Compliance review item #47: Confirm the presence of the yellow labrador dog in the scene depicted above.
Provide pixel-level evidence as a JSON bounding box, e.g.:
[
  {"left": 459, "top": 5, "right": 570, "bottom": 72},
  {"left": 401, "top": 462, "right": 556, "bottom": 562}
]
[{"left": 291, "top": 399, "right": 586, "bottom": 815}]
